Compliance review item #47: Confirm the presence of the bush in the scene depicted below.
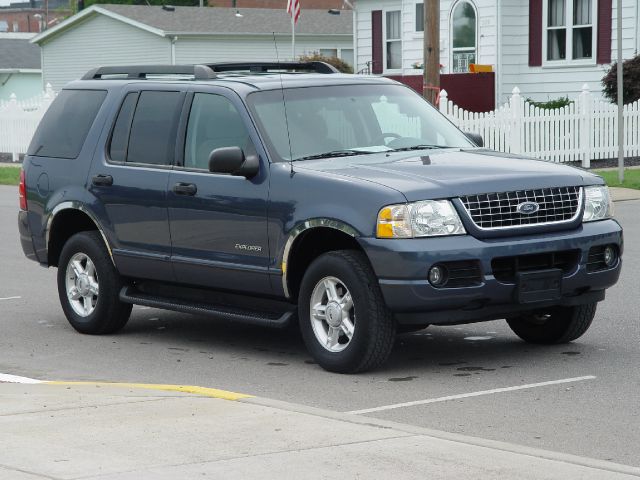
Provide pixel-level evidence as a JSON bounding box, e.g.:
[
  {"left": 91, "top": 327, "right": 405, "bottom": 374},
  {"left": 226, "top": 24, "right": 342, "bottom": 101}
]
[
  {"left": 602, "top": 54, "right": 640, "bottom": 104},
  {"left": 525, "top": 96, "right": 572, "bottom": 109},
  {"left": 298, "top": 53, "right": 353, "bottom": 74}
]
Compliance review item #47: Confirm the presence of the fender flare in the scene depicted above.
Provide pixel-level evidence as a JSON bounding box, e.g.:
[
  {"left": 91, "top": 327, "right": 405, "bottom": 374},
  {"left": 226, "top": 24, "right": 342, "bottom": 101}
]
[
  {"left": 46, "top": 202, "right": 115, "bottom": 265},
  {"left": 280, "top": 218, "right": 359, "bottom": 299}
]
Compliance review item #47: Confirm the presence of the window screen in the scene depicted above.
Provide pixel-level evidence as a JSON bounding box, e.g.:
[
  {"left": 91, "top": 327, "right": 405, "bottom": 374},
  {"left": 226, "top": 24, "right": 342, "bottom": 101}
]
[
  {"left": 108, "top": 92, "right": 138, "bottom": 163},
  {"left": 184, "top": 93, "right": 252, "bottom": 170},
  {"left": 27, "top": 89, "right": 107, "bottom": 159},
  {"left": 127, "top": 91, "right": 183, "bottom": 165}
]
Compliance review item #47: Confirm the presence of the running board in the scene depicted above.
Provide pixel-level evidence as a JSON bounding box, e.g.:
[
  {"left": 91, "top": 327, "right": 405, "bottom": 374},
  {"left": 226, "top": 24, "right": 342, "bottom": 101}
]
[{"left": 119, "top": 286, "right": 294, "bottom": 329}]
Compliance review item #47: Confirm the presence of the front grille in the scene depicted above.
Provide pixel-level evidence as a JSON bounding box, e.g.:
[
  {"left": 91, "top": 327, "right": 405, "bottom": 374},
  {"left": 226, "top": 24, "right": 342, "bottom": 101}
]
[
  {"left": 492, "top": 250, "right": 580, "bottom": 283},
  {"left": 460, "top": 186, "right": 582, "bottom": 230},
  {"left": 437, "top": 260, "right": 482, "bottom": 288}
]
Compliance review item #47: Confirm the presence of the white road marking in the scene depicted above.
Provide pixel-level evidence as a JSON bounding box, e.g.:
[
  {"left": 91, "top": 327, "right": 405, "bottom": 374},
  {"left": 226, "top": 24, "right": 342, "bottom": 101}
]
[
  {"left": 347, "top": 376, "right": 596, "bottom": 415},
  {"left": 0, "top": 296, "right": 21, "bottom": 301},
  {"left": 0, "top": 373, "right": 42, "bottom": 384},
  {"left": 464, "top": 336, "right": 493, "bottom": 341}
]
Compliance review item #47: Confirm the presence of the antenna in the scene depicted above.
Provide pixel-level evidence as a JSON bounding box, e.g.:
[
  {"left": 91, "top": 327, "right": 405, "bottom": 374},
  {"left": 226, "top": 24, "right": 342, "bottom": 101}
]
[{"left": 272, "top": 32, "right": 295, "bottom": 176}]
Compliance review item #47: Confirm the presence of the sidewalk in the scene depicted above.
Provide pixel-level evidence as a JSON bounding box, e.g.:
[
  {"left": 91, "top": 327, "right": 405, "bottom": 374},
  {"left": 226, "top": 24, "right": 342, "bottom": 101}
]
[
  {"left": 610, "top": 187, "right": 640, "bottom": 202},
  {"left": 1, "top": 381, "right": 639, "bottom": 480}
]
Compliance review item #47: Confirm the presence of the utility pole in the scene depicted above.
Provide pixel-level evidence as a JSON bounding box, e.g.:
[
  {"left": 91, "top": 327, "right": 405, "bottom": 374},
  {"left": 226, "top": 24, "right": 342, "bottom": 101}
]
[
  {"left": 423, "top": 0, "right": 440, "bottom": 105},
  {"left": 616, "top": 0, "right": 624, "bottom": 182}
]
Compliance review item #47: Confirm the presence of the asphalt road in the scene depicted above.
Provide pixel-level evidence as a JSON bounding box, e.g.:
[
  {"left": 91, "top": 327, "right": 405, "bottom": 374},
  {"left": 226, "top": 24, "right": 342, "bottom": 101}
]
[{"left": 1, "top": 185, "right": 638, "bottom": 467}]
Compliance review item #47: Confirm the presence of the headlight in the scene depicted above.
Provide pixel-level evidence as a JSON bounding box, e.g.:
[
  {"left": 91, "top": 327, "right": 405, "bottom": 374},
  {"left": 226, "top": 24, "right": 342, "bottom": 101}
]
[
  {"left": 583, "top": 185, "right": 613, "bottom": 222},
  {"left": 377, "top": 200, "right": 466, "bottom": 238}
]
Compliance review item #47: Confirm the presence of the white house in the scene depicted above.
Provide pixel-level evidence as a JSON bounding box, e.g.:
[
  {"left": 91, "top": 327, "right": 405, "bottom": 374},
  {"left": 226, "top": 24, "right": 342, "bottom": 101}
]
[
  {"left": 0, "top": 32, "right": 42, "bottom": 100},
  {"left": 353, "top": 0, "right": 640, "bottom": 106},
  {"left": 31, "top": 4, "right": 354, "bottom": 91}
]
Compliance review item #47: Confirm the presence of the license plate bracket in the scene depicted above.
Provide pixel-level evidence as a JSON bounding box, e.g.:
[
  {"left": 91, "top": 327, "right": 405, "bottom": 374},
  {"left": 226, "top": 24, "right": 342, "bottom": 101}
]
[{"left": 516, "top": 269, "right": 563, "bottom": 304}]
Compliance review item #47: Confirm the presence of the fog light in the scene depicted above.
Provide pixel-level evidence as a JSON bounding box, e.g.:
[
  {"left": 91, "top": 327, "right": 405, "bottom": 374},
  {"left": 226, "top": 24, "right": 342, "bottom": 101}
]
[
  {"left": 603, "top": 245, "right": 617, "bottom": 267},
  {"left": 428, "top": 265, "right": 447, "bottom": 286}
]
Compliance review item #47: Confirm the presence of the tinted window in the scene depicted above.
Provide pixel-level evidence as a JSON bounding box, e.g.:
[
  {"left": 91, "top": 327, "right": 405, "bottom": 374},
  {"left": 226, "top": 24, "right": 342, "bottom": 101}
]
[
  {"left": 27, "top": 89, "right": 107, "bottom": 159},
  {"left": 108, "top": 92, "right": 138, "bottom": 163},
  {"left": 184, "top": 93, "right": 252, "bottom": 170},
  {"left": 127, "top": 91, "right": 183, "bottom": 165}
]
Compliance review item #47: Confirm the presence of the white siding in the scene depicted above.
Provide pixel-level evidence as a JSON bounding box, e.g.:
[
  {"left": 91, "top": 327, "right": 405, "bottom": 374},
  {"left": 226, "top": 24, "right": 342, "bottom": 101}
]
[
  {"left": 499, "top": 0, "right": 638, "bottom": 104},
  {"left": 355, "top": 0, "right": 497, "bottom": 75},
  {"left": 40, "top": 15, "right": 169, "bottom": 90},
  {"left": 175, "top": 35, "right": 353, "bottom": 64}
]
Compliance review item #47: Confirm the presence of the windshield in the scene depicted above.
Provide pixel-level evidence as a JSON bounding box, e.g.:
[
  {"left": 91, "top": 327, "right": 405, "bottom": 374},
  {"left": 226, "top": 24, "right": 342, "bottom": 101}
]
[{"left": 247, "top": 84, "right": 474, "bottom": 162}]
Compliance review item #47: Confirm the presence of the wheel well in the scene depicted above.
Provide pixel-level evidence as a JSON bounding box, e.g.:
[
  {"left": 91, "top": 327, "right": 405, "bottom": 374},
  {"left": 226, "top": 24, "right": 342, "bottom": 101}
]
[
  {"left": 286, "top": 227, "right": 365, "bottom": 301},
  {"left": 48, "top": 209, "right": 100, "bottom": 267}
]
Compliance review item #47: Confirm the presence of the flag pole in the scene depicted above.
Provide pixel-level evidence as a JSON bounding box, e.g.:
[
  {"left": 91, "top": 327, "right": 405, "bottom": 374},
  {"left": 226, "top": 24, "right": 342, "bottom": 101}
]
[{"left": 291, "top": 14, "right": 295, "bottom": 60}]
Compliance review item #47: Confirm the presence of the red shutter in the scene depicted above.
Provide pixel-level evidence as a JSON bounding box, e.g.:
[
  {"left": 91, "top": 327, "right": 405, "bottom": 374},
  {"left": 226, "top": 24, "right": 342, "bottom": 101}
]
[
  {"left": 596, "top": 0, "right": 612, "bottom": 64},
  {"left": 529, "top": 0, "right": 543, "bottom": 66},
  {"left": 372, "top": 10, "right": 383, "bottom": 74}
]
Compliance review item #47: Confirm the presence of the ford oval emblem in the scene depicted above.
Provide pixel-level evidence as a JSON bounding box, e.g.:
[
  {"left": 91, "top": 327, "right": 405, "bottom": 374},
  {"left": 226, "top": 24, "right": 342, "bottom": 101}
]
[{"left": 517, "top": 201, "right": 540, "bottom": 215}]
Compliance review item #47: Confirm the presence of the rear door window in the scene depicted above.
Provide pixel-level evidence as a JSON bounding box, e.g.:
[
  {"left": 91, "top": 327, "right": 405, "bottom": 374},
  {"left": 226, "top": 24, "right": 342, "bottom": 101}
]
[
  {"left": 27, "top": 89, "right": 107, "bottom": 159},
  {"left": 126, "top": 91, "right": 183, "bottom": 166}
]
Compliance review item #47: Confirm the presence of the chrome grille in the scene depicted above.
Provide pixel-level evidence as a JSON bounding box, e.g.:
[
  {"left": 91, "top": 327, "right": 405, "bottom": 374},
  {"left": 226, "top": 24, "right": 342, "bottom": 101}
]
[{"left": 459, "top": 186, "right": 582, "bottom": 230}]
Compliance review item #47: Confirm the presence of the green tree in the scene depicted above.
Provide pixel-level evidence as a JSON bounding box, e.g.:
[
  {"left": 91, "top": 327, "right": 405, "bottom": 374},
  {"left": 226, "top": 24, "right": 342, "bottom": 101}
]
[{"left": 602, "top": 54, "right": 640, "bottom": 104}]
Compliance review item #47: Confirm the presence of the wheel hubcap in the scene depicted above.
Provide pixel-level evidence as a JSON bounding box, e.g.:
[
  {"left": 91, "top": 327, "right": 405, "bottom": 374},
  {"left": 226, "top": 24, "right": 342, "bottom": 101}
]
[
  {"left": 309, "top": 276, "right": 355, "bottom": 353},
  {"left": 65, "top": 252, "right": 99, "bottom": 317}
]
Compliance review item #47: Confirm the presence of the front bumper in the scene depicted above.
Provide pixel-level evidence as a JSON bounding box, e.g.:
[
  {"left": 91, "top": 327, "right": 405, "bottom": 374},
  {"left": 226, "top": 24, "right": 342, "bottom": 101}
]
[{"left": 360, "top": 219, "right": 623, "bottom": 325}]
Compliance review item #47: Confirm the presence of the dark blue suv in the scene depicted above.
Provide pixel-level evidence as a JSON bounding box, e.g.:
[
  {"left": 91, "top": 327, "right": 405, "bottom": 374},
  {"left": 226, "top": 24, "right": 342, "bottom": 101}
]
[{"left": 18, "top": 62, "right": 623, "bottom": 373}]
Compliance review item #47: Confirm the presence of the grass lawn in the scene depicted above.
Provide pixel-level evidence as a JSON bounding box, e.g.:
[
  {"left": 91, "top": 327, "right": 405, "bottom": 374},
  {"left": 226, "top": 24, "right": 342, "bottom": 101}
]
[
  {"left": 593, "top": 169, "right": 640, "bottom": 190},
  {"left": 0, "top": 166, "right": 20, "bottom": 186}
]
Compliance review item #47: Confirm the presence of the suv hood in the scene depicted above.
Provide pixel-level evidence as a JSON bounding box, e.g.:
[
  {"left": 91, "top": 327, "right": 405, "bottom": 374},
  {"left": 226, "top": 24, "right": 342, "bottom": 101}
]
[{"left": 294, "top": 149, "right": 602, "bottom": 201}]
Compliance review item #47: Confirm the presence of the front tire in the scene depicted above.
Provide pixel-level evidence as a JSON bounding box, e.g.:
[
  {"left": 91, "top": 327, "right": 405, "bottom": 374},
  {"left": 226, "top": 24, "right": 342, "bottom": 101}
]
[
  {"left": 57, "top": 231, "right": 132, "bottom": 334},
  {"left": 506, "top": 302, "right": 597, "bottom": 344},
  {"left": 298, "top": 250, "right": 396, "bottom": 373}
]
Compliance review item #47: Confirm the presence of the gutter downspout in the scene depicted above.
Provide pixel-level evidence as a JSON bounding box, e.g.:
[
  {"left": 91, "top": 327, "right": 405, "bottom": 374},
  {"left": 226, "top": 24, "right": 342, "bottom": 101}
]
[
  {"left": 352, "top": 1, "right": 358, "bottom": 73},
  {"left": 170, "top": 35, "right": 178, "bottom": 65}
]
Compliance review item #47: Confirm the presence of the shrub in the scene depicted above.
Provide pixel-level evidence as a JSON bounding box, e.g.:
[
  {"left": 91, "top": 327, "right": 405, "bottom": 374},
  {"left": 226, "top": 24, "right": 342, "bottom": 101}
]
[
  {"left": 602, "top": 54, "right": 640, "bottom": 104},
  {"left": 298, "top": 53, "right": 353, "bottom": 74},
  {"left": 525, "top": 96, "right": 573, "bottom": 109}
]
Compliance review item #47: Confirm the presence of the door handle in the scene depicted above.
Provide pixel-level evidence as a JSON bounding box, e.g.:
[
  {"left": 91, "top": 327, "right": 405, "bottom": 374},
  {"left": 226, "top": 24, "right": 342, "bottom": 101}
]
[
  {"left": 92, "top": 174, "right": 113, "bottom": 186},
  {"left": 172, "top": 182, "right": 197, "bottom": 196}
]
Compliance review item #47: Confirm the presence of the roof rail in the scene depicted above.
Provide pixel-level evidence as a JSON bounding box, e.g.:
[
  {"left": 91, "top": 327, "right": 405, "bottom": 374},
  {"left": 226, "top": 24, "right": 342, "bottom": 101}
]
[
  {"left": 207, "top": 61, "right": 339, "bottom": 74},
  {"left": 81, "top": 65, "right": 216, "bottom": 80}
]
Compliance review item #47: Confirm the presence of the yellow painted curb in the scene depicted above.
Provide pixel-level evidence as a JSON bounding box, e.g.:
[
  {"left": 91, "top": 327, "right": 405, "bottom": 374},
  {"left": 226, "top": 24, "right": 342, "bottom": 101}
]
[{"left": 45, "top": 381, "right": 253, "bottom": 401}]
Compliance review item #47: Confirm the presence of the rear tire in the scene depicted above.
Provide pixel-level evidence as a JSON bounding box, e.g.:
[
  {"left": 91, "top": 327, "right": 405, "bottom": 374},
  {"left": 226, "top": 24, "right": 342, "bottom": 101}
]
[
  {"left": 506, "top": 302, "right": 597, "bottom": 344},
  {"left": 298, "top": 250, "right": 396, "bottom": 373},
  {"left": 57, "top": 231, "right": 132, "bottom": 334}
]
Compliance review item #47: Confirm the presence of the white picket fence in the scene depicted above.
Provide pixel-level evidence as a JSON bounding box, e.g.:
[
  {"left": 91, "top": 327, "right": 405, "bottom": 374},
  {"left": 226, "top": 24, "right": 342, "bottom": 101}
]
[
  {"left": 439, "top": 84, "right": 640, "bottom": 166},
  {"left": 0, "top": 84, "right": 57, "bottom": 162},
  {"left": 1, "top": 83, "right": 639, "bottom": 166}
]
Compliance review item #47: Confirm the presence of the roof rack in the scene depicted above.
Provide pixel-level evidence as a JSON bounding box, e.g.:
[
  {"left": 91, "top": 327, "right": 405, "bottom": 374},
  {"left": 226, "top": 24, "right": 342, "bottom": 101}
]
[
  {"left": 82, "top": 65, "right": 216, "bottom": 80},
  {"left": 207, "top": 61, "right": 339, "bottom": 74}
]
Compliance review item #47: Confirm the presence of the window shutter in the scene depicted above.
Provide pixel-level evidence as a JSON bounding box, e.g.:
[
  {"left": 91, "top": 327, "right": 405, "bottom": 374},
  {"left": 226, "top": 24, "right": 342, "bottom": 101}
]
[
  {"left": 596, "top": 0, "right": 612, "bottom": 64},
  {"left": 372, "top": 10, "right": 383, "bottom": 74},
  {"left": 529, "top": 0, "right": 543, "bottom": 66}
]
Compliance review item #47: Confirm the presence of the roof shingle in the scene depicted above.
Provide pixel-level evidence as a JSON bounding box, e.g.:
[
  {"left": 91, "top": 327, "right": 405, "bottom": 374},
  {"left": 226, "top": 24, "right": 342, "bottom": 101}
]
[
  {"left": 0, "top": 37, "right": 40, "bottom": 69},
  {"left": 98, "top": 4, "right": 352, "bottom": 36}
]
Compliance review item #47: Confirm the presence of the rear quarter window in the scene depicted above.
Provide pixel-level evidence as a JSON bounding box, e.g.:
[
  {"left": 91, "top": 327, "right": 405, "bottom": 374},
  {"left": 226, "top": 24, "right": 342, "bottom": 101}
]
[{"left": 27, "top": 89, "right": 107, "bottom": 159}]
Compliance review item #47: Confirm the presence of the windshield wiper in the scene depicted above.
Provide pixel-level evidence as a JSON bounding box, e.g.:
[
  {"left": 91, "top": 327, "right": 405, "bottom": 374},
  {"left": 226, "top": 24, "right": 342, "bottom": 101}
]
[
  {"left": 292, "top": 150, "right": 376, "bottom": 162},
  {"left": 387, "top": 144, "right": 449, "bottom": 152}
]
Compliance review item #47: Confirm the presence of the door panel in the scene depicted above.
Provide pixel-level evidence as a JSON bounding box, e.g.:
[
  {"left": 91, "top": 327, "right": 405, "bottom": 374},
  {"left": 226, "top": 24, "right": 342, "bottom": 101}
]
[
  {"left": 89, "top": 88, "right": 184, "bottom": 281},
  {"left": 168, "top": 91, "right": 271, "bottom": 294}
]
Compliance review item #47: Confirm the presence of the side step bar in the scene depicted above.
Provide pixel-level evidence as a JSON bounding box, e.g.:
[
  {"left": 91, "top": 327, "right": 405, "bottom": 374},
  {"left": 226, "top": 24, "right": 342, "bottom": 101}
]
[{"left": 119, "top": 286, "right": 294, "bottom": 329}]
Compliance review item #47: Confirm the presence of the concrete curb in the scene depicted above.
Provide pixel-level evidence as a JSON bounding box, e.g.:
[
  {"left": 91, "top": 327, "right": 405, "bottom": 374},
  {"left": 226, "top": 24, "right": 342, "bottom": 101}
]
[{"left": 242, "top": 395, "right": 640, "bottom": 478}]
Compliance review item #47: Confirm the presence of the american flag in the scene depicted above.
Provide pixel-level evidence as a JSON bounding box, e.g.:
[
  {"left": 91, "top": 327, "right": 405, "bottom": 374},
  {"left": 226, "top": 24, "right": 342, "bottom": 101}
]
[{"left": 287, "top": 0, "right": 300, "bottom": 24}]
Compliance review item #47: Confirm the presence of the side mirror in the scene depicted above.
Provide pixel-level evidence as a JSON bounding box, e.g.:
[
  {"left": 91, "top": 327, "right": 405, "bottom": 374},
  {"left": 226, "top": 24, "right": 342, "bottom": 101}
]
[
  {"left": 465, "top": 132, "right": 484, "bottom": 147},
  {"left": 208, "top": 146, "right": 259, "bottom": 179}
]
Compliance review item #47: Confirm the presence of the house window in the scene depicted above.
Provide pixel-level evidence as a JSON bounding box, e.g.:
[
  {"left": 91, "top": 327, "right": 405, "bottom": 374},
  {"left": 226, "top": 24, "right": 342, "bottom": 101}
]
[
  {"left": 319, "top": 48, "right": 338, "bottom": 58},
  {"left": 385, "top": 10, "right": 402, "bottom": 70},
  {"left": 340, "top": 48, "right": 354, "bottom": 67},
  {"left": 546, "top": 0, "right": 595, "bottom": 62},
  {"left": 416, "top": 3, "right": 424, "bottom": 32},
  {"left": 451, "top": 1, "right": 477, "bottom": 73}
]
